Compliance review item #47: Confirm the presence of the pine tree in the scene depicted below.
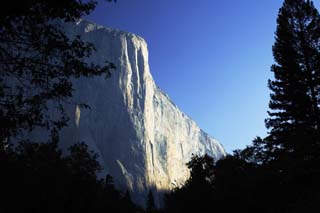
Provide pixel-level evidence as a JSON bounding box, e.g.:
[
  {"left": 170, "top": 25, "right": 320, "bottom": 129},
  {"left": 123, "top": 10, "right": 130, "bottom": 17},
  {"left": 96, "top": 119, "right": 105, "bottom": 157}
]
[
  {"left": 266, "top": 0, "right": 320, "bottom": 163},
  {"left": 235, "top": 1, "right": 320, "bottom": 211},
  {"left": 263, "top": 1, "right": 320, "bottom": 209}
]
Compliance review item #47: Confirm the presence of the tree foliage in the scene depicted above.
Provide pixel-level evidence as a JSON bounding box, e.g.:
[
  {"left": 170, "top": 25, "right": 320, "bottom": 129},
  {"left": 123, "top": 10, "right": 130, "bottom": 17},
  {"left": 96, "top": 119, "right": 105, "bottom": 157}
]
[
  {"left": 146, "top": 190, "right": 158, "bottom": 213},
  {"left": 165, "top": 154, "right": 216, "bottom": 213},
  {"left": 0, "top": 0, "right": 115, "bottom": 143},
  {"left": 265, "top": 0, "right": 320, "bottom": 162},
  {"left": 0, "top": 141, "right": 141, "bottom": 213}
]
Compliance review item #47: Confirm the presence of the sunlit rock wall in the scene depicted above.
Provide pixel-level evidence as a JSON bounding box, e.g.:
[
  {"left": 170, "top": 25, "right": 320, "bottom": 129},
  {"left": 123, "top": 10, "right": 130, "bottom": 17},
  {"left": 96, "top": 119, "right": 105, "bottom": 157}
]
[{"left": 60, "top": 20, "right": 226, "bottom": 205}]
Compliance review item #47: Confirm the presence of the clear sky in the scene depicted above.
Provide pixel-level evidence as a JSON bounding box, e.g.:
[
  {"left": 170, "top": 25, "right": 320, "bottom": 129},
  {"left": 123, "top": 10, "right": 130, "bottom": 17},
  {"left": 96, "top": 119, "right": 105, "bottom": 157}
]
[{"left": 86, "top": 0, "right": 320, "bottom": 153}]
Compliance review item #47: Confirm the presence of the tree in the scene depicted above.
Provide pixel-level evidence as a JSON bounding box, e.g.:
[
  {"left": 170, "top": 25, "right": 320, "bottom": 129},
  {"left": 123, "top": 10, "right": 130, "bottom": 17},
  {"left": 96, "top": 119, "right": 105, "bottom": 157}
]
[
  {"left": 146, "top": 189, "right": 157, "bottom": 213},
  {"left": 239, "top": 1, "right": 320, "bottom": 211},
  {"left": 166, "top": 1, "right": 320, "bottom": 212},
  {"left": 0, "top": 139, "right": 142, "bottom": 213},
  {"left": 0, "top": 0, "right": 115, "bottom": 144},
  {"left": 185, "top": 154, "right": 215, "bottom": 185},
  {"left": 165, "top": 154, "right": 216, "bottom": 213},
  {"left": 66, "top": 142, "right": 101, "bottom": 179},
  {"left": 121, "top": 190, "right": 136, "bottom": 212},
  {"left": 265, "top": 0, "right": 320, "bottom": 163}
]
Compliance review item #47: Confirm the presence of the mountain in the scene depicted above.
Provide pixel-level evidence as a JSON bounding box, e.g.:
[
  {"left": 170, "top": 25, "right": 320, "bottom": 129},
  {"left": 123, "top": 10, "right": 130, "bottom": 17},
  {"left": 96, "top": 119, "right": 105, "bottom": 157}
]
[{"left": 59, "top": 20, "right": 226, "bottom": 205}]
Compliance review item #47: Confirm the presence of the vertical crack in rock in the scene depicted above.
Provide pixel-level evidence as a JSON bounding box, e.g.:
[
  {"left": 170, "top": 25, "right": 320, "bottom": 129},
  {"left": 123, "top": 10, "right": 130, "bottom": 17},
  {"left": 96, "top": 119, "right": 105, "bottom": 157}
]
[{"left": 149, "top": 141, "right": 155, "bottom": 175}]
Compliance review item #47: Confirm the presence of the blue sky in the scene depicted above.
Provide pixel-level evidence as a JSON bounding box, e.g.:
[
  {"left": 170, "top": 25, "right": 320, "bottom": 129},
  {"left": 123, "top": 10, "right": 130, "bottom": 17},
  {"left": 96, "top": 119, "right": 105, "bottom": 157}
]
[{"left": 86, "top": 0, "right": 320, "bottom": 153}]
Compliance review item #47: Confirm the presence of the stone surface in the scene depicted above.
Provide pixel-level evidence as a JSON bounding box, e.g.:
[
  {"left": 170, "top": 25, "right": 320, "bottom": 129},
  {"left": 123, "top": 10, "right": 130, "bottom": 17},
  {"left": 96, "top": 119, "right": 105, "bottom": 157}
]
[{"left": 59, "top": 20, "right": 226, "bottom": 205}]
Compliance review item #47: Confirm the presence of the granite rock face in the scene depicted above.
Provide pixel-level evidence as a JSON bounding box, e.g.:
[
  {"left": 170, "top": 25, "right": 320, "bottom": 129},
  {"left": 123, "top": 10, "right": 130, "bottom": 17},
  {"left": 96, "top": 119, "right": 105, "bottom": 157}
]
[{"left": 60, "top": 20, "right": 226, "bottom": 205}]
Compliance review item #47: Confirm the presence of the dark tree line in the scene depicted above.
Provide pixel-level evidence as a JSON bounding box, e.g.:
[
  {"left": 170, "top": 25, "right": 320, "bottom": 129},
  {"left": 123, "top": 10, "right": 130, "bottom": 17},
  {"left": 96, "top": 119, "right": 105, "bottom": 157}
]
[
  {"left": 165, "top": 0, "right": 320, "bottom": 212},
  {"left": 0, "top": 0, "right": 143, "bottom": 213},
  {"left": 0, "top": 140, "right": 142, "bottom": 213}
]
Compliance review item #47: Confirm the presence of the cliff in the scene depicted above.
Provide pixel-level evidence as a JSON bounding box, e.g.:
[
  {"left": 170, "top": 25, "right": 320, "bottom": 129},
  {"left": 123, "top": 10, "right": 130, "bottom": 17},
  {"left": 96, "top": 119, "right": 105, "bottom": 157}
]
[{"left": 59, "top": 20, "right": 225, "bottom": 205}]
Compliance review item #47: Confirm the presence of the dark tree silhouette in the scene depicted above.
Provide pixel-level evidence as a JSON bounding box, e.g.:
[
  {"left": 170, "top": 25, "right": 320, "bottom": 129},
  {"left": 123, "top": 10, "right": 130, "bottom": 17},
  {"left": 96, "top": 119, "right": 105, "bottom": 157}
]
[
  {"left": 165, "top": 154, "right": 216, "bottom": 213},
  {"left": 66, "top": 142, "right": 101, "bottom": 179},
  {"left": 265, "top": 0, "right": 320, "bottom": 163},
  {"left": 146, "top": 189, "right": 158, "bottom": 213},
  {"left": 122, "top": 190, "right": 137, "bottom": 212},
  {"left": 238, "top": 0, "right": 320, "bottom": 211},
  {"left": 0, "top": 0, "right": 115, "bottom": 144},
  {"left": 0, "top": 141, "right": 141, "bottom": 213}
]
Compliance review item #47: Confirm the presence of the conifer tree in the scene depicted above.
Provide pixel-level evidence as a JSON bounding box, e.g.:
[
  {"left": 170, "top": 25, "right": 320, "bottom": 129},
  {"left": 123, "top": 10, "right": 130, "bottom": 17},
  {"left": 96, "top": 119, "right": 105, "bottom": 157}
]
[{"left": 266, "top": 0, "right": 320, "bottom": 163}]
